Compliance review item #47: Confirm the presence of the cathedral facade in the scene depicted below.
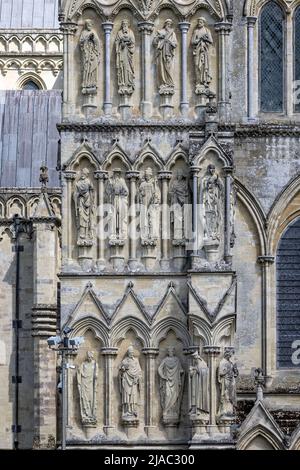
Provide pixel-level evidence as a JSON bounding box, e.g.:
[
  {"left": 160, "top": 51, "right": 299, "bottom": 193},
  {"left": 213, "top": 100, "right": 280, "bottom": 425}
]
[{"left": 0, "top": 0, "right": 300, "bottom": 450}]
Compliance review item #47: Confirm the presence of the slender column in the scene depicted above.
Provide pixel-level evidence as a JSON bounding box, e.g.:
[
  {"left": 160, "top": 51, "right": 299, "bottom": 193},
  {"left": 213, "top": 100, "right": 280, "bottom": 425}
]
[
  {"left": 190, "top": 166, "right": 201, "bottom": 267},
  {"left": 286, "top": 12, "right": 293, "bottom": 116},
  {"left": 101, "top": 347, "right": 118, "bottom": 437},
  {"left": 203, "top": 346, "right": 220, "bottom": 429},
  {"left": 138, "top": 22, "right": 154, "bottom": 118},
  {"left": 158, "top": 171, "right": 172, "bottom": 270},
  {"left": 102, "top": 22, "right": 114, "bottom": 115},
  {"left": 258, "top": 256, "right": 275, "bottom": 376},
  {"left": 94, "top": 170, "right": 108, "bottom": 270},
  {"left": 142, "top": 348, "right": 159, "bottom": 438},
  {"left": 223, "top": 167, "right": 233, "bottom": 263},
  {"left": 215, "top": 23, "right": 232, "bottom": 119},
  {"left": 178, "top": 22, "right": 190, "bottom": 117},
  {"left": 126, "top": 171, "right": 140, "bottom": 270},
  {"left": 63, "top": 171, "right": 76, "bottom": 265},
  {"left": 60, "top": 22, "right": 78, "bottom": 118},
  {"left": 247, "top": 17, "right": 257, "bottom": 121}
]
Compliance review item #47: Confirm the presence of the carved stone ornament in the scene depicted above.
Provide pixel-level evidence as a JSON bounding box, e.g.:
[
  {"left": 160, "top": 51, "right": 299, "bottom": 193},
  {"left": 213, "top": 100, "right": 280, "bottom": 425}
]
[
  {"left": 217, "top": 349, "right": 239, "bottom": 421},
  {"left": 77, "top": 351, "right": 98, "bottom": 426},
  {"left": 169, "top": 169, "right": 189, "bottom": 244},
  {"left": 158, "top": 346, "right": 184, "bottom": 426},
  {"left": 73, "top": 168, "right": 95, "bottom": 246},
  {"left": 202, "top": 164, "right": 224, "bottom": 248},
  {"left": 115, "top": 20, "right": 135, "bottom": 96},
  {"left": 153, "top": 19, "right": 177, "bottom": 95},
  {"left": 105, "top": 168, "right": 129, "bottom": 244},
  {"left": 139, "top": 167, "right": 160, "bottom": 245},
  {"left": 80, "top": 20, "right": 100, "bottom": 95},
  {"left": 188, "top": 351, "right": 209, "bottom": 422},
  {"left": 191, "top": 17, "right": 213, "bottom": 95},
  {"left": 119, "top": 345, "right": 142, "bottom": 423}
]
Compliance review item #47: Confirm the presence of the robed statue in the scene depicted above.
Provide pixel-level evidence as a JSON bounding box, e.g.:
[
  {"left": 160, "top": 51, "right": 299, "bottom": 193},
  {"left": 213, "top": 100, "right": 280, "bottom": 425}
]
[
  {"left": 119, "top": 346, "right": 142, "bottom": 421},
  {"left": 189, "top": 351, "right": 209, "bottom": 420},
  {"left": 77, "top": 351, "right": 98, "bottom": 425},
  {"left": 139, "top": 167, "right": 160, "bottom": 244},
  {"left": 153, "top": 19, "right": 177, "bottom": 95},
  {"left": 202, "top": 164, "right": 223, "bottom": 244},
  {"left": 73, "top": 168, "right": 95, "bottom": 246},
  {"left": 192, "top": 17, "right": 213, "bottom": 94},
  {"left": 105, "top": 168, "right": 129, "bottom": 243},
  {"left": 218, "top": 349, "right": 239, "bottom": 419},
  {"left": 115, "top": 20, "right": 135, "bottom": 96},
  {"left": 158, "top": 346, "right": 184, "bottom": 425},
  {"left": 169, "top": 169, "right": 189, "bottom": 243},
  {"left": 79, "top": 19, "right": 100, "bottom": 94}
]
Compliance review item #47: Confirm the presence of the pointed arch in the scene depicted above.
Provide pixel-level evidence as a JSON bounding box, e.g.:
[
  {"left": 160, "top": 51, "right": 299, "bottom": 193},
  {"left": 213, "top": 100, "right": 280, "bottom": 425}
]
[
  {"left": 244, "top": 0, "right": 290, "bottom": 17},
  {"left": 237, "top": 424, "right": 284, "bottom": 450},
  {"left": 102, "top": 142, "right": 132, "bottom": 171},
  {"left": 134, "top": 142, "right": 164, "bottom": 170},
  {"left": 166, "top": 143, "right": 189, "bottom": 170},
  {"left": 63, "top": 140, "right": 100, "bottom": 171},
  {"left": 111, "top": 317, "right": 151, "bottom": 348},
  {"left": 69, "top": 316, "right": 110, "bottom": 348},
  {"left": 191, "top": 136, "right": 233, "bottom": 168},
  {"left": 151, "top": 318, "right": 191, "bottom": 349}
]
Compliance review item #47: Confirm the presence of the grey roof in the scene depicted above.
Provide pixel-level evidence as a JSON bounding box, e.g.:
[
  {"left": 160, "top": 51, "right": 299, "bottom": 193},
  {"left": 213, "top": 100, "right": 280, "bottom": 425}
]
[
  {"left": 0, "top": 90, "right": 61, "bottom": 187},
  {"left": 0, "top": 0, "right": 59, "bottom": 29}
]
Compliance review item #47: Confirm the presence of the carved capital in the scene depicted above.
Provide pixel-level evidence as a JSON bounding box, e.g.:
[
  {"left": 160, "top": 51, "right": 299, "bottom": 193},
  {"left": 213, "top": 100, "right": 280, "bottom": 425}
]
[
  {"left": 215, "top": 22, "right": 232, "bottom": 34},
  {"left": 203, "top": 346, "right": 221, "bottom": 356},
  {"left": 102, "top": 22, "right": 114, "bottom": 33},
  {"left": 60, "top": 22, "right": 78, "bottom": 35},
  {"left": 63, "top": 171, "right": 77, "bottom": 181},
  {"left": 94, "top": 170, "right": 108, "bottom": 180},
  {"left": 223, "top": 166, "right": 234, "bottom": 176},
  {"left": 258, "top": 255, "right": 275, "bottom": 265},
  {"left": 101, "top": 347, "right": 118, "bottom": 356},
  {"left": 142, "top": 347, "right": 159, "bottom": 357},
  {"left": 158, "top": 171, "right": 172, "bottom": 181},
  {"left": 126, "top": 171, "right": 140, "bottom": 181},
  {"left": 247, "top": 16, "right": 258, "bottom": 27},
  {"left": 190, "top": 165, "right": 201, "bottom": 177},
  {"left": 178, "top": 22, "right": 191, "bottom": 33},
  {"left": 138, "top": 21, "right": 154, "bottom": 34}
]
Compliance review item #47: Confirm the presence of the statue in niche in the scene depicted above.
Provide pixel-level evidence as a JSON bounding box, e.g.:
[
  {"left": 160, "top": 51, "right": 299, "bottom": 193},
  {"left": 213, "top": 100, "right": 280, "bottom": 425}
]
[
  {"left": 119, "top": 345, "right": 142, "bottom": 421},
  {"left": 188, "top": 351, "right": 209, "bottom": 420},
  {"left": 169, "top": 169, "right": 189, "bottom": 244},
  {"left": 115, "top": 20, "right": 135, "bottom": 96},
  {"left": 105, "top": 168, "right": 129, "bottom": 244},
  {"left": 192, "top": 17, "right": 213, "bottom": 94},
  {"left": 230, "top": 187, "right": 236, "bottom": 248},
  {"left": 77, "top": 351, "right": 98, "bottom": 426},
  {"left": 217, "top": 349, "right": 239, "bottom": 419},
  {"left": 153, "top": 19, "right": 177, "bottom": 95},
  {"left": 139, "top": 167, "right": 160, "bottom": 244},
  {"left": 158, "top": 346, "right": 185, "bottom": 425},
  {"left": 73, "top": 168, "right": 95, "bottom": 246},
  {"left": 79, "top": 19, "right": 100, "bottom": 95},
  {"left": 202, "top": 164, "right": 223, "bottom": 244}
]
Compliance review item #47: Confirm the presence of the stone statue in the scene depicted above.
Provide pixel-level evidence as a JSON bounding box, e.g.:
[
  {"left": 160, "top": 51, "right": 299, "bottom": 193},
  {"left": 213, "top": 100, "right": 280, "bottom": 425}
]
[
  {"left": 139, "top": 167, "right": 160, "bottom": 244},
  {"left": 119, "top": 345, "right": 142, "bottom": 421},
  {"left": 189, "top": 351, "right": 209, "bottom": 419},
  {"left": 230, "top": 186, "right": 236, "bottom": 248},
  {"left": 169, "top": 169, "right": 189, "bottom": 243},
  {"left": 217, "top": 349, "right": 239, "bottom": 419},
  {"left": 73, "top": 168, "right": 95, "bottom": 246},
  {"left": 153, "top": 19, "right": 177, "bottom": 95},
  {"left": 115, "top": 20, "right": 135, "bottom": 96},
  {"left": 158, "top": 346, "right": 184, "bottom": 425},
  {"left": 77, "top": 351, "right": 98, "bottom": 425},
  {"left": 105, "top": 168, "right": 129, "bottom": 243},
  {"left": 192, "top": 17, "right": 213, "bottom": 94},
  {"left": 202, "top": 164, "right": 223, "bottom": 243},
  {"left": 79, "top": 19, "right": 100, "bottom": 95}
]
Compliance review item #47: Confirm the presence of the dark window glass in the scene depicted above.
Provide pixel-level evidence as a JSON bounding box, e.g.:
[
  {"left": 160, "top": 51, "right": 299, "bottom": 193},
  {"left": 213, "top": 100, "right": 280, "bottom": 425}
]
[
  {"left": 277, "top": 217, "right": 300, "bottom": 368},
  {"left": 22, "top": 80, "right": 40, "bottom": 90},
  {"left": 260, "top": 1, "right": 284, "bottom": 112},
  {"left": 294, "top": 7, "right": 300, "bottom": 112}
]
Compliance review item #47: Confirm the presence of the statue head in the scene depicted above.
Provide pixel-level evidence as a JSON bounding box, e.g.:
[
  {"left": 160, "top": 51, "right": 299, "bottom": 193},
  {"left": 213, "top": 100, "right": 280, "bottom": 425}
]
[
  {"left": 191, "top": 350, "right": 200, "bottom": 360},
  {"left": 121, "top": 19, "right": 129, "bottom": 33},
  {"left": 207, "top": 164, "right": 216, "bottom": 176},
  {"left": 85, "top": 19, "right": 93, "bottom": 31},
  {"left": 127, "top": 345, "right": 134, "bottom": 358},
  {"left": 197, "top": 17, "right": 206, "bottom": 28},
  {"left": 167, "top": 346, "right": 176, "bottom": 357},
  {"left": 144, "top": 167, "right": 153, "bottom": 181},
  {"left": 176, "top": 169, "right": 186, "bottom": 181},
  {"left": 113, "top": 168, "right": 122, "bottom": 179},
  {"left": 80, "top": 168, "right": 90, "bottom": 179},
  {"left": 224, "top": 348, "right": 234, "bottom": 360},
  {"left": 164, "top": 19, "right": 173, "bottom": 31},
  {"left": 87, "top": 351, "right": 94, "bottom": 362}
]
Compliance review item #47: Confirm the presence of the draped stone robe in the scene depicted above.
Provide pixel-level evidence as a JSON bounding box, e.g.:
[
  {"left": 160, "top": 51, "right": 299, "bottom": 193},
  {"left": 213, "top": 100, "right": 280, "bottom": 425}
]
[
  {"left": 115, "top": 28, "right": 135, "bottom": 95},
  {"left": 158, "top": 354, "right": 184, "bottom": 419},
  {"left": 153, "top": 27, "right": 177, "bottom": 93}
]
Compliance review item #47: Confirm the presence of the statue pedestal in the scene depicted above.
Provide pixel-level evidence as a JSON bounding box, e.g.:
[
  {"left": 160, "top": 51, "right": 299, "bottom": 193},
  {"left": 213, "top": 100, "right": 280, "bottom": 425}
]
[
  {"left": 142, "top": 242, "right": 157, "bottom": 270},
  {"left": 82, "top": 93, "right": 97, "bottom": 118},
  {"left": 103, "top": 425, "right": 116, "bottom": 437},
  {"left": 78, "top": 245, "right": 93, "bottom": 271},
  {"left": 195, "top": 90, "right": 209, "bottom": 120},
  {"left": 217, "top": 415, "right": 235, "bottom": 434},
  {"left": 172, "top": 243, "right": 186, "bottom": 271},
  {"left": 119, "top": 94, "right": 132, "bottom": 120},
  {"left": 159, "top": 94, "right": 174, "bottom": 119},
  {"left": 109, "top": 240, "right": 125, "bottom": 271},
  {"left": 164, "top": 423, "right": 178, "bottom": 441},
  {"left": 160, "top": 258, "right": 170, "bottom": 271},
  {"left": 83, "top": 424, "right": 97, "bottom": 440},
  {"left": 190, "top": 415, "right": 209, "bottom": 437},
  {"left": 122, "top": 417, "right": 139, "bottom": 439},
  {"left": 203, "top": 241, "right": 220, "bottom": 262},
  {"left": 144, "top": 425, "right": 157, "bottom": 440},
  {"left": 128, "top": 258, "right": 140, "bottom": 271}
]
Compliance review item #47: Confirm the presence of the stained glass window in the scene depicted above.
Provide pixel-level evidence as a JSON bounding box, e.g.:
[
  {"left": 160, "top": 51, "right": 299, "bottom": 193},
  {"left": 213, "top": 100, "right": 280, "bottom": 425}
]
[
  {"left": 22, "top": 80, "right": 40, "bottom": 90},
  {"left": 294, "top": 7, "right": 300, "bottom": 112},
  {"left": 260, "top": 1, "right": 284, "bottom": 112}
]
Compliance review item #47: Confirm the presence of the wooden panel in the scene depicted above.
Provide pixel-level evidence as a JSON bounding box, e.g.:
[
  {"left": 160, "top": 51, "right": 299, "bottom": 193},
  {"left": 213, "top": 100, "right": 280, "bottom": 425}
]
[{"left": 277, "top": 217, "right": 300, "bottom": 368}]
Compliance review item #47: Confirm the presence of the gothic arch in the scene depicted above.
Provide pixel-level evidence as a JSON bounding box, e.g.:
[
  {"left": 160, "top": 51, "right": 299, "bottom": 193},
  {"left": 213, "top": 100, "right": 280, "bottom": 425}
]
[
  {"left": 111, "top": 317, "right": 151, "bottom": 348},
  {"left": 267, "top": 173, "right": 300, "bottom": 254},
  {"left": 134, "top": 141, "right": 164, "bottom": 170},
  {"left": 151, "top": 318, "right": 191, "bottom": 348},
  {"left": 69, "top": 1, "right": 106, "bottom": 22},
  {"left": 244, "top": 0, "right": 290, "bottom": 16},
  {"left": 17, "top": 73, "right": 46, "bottom": 90},
  {"left": 192, "top": 136, "right": 233, "bottom": 168},
  {"left": 234, "top": 178, "right": 267, "bottom": 256},
  {"left": 165, "top": 144, "right": 188, "bottom": 170},
  {"left": 102, "top": 142, "right": 132, "bottom": 170},
  {"left": 64, "top": 141, "right": 100, "bottom": 171},
  {"left": 237, "top": 425, "right": 284, "bottom": 450},
  {"left": 70, "top": 317, "right": 110, "bottom": 347}
]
